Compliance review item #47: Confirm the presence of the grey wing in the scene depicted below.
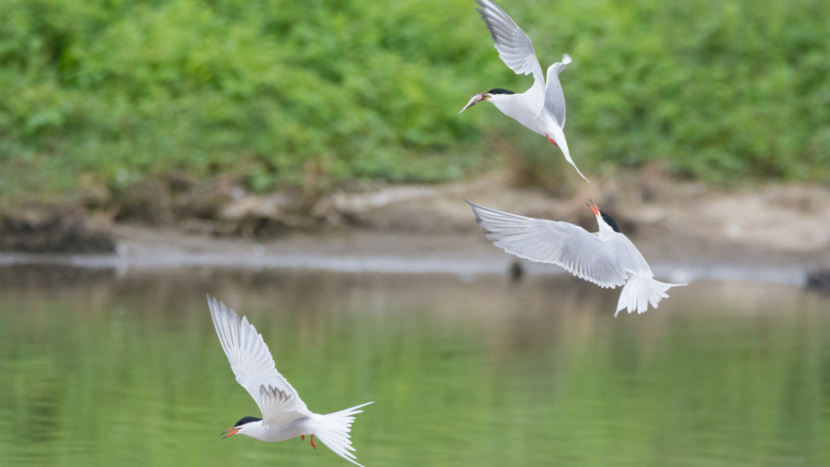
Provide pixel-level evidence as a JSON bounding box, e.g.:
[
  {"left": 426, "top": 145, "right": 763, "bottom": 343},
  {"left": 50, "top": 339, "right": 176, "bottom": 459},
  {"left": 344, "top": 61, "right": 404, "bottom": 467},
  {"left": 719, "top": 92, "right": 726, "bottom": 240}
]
[
  {"left": 545, "top": 54, "right": 571, "bottom": 128},
  {"left": 468, "top": 201, "right": 632, "bottom": 288},
  {"left": 476, "top": 0, "right": 545, "bottom": 109},
  {"left": 207, "top": 296, "right": 310, "bottom": 416}
]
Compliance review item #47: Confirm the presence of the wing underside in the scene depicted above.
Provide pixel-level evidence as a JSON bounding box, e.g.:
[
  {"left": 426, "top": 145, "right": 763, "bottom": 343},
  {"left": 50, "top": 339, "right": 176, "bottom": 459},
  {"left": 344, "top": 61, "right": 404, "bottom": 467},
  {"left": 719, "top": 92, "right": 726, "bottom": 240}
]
[
  {"left": 467, "top": 201, "right": 632, "bottom": 288},
  {"left": 476, "top": 0, "right": 546, "bottom": 112},
  {"left": 207, "top": 296, "right": 309, "bottom": 416},
  {"left": 259, "top": 384, "right": 307, "bottom": 428},
  {"left": 545, "top": 54, "right": 571, "bottom": 127}
]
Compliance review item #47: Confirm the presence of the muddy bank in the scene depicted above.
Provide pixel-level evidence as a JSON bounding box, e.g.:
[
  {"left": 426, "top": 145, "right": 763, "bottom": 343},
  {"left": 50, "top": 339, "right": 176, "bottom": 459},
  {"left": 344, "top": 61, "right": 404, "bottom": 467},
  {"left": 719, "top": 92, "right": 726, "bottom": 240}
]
[
  {"left": 1, "top": 171, "right": 828, "bottom": 282},
  {"left": 0, "top": 206, "right": 115, "bottom": 253}
]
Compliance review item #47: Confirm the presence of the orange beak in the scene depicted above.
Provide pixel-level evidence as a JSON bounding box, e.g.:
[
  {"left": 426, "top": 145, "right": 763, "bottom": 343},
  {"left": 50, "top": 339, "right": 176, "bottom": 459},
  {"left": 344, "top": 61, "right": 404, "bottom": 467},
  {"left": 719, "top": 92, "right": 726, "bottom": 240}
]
[
  {"left": 222, "top": 427, "right": 241, "bottom": 439},
  {"left": 587, "top": 199, "right": 599, "bottom": 216}
]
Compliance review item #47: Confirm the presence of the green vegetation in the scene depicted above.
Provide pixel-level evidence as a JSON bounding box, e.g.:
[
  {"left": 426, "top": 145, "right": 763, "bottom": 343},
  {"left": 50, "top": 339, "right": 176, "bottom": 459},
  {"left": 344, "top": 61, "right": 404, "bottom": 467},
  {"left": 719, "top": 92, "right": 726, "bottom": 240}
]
[{"left": 0, "top": 0, "right": 828, "bottom": 198}]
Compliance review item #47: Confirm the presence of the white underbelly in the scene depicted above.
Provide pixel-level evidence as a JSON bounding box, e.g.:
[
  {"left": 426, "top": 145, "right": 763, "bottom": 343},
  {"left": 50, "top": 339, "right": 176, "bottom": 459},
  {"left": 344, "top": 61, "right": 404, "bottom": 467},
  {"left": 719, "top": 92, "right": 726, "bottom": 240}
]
[
  {"left": 493, "top": 102, "right": 550, "bottom": 136},
  {"left": 260, "top": 417, "right": 315, "bottom": 442}
]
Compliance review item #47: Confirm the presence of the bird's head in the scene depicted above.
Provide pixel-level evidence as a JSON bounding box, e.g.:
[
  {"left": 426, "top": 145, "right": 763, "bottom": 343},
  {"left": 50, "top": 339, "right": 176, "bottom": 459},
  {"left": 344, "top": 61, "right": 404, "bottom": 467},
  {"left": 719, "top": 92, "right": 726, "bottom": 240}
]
[
  {"left": 458, "top": 88, "right": 515, "bottom": 114},
  {"left": 587, "top": 200, "right": 621, "bottom": 234},
  {"left": 221, "top": 416, "right": 263, "bottom": 439}
]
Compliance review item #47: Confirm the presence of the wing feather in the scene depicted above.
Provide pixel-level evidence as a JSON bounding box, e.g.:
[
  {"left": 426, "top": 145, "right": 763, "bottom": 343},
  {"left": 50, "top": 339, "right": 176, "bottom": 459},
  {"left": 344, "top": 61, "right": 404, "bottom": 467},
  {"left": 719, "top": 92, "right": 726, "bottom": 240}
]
[
  {"left": 207, "top": 295, "right": 309, "bottom": 417},
  {"left": 545, "top": 54, "right": 571, "bottom": 128},
  {"left": 259, "top": 385, "right": 307, "bottom": 428},
  {"left": 468, "top": 201, "right": 634, "bottom": 288},
  {"left": 476, "top": 0, "right": 545, "bottom": 112}
]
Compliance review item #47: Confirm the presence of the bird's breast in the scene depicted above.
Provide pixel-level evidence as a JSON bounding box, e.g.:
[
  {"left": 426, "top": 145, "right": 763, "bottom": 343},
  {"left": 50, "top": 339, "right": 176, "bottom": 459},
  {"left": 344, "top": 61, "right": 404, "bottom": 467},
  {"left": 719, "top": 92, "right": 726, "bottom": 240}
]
[
  {"left": 490, "top": 95, "right": 549, "bottom": 135},
  {"left": 259, "top": 417, "right": 315, "bottom": 442}
]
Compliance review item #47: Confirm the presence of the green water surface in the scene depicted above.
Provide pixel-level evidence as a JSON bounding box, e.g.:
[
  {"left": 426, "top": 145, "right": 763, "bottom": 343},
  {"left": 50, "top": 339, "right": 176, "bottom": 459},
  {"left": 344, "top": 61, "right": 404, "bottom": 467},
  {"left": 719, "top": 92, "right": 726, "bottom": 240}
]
[{"left": 1, "top": 266, "right": 828, "bottom": 467}]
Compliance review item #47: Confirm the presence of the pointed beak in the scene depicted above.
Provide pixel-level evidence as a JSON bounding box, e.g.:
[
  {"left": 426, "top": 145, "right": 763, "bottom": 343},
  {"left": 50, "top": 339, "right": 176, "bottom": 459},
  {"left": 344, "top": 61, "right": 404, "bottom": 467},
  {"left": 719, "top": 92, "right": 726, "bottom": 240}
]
[
  {"left": 458, "top": 93, "right": 488, "bottom": 114},
  {"left": 221, "top": 427, "right": 241, "bottom": 439},
  {"left": 587, "top": 199, "right": 599, "bottom": 216}
]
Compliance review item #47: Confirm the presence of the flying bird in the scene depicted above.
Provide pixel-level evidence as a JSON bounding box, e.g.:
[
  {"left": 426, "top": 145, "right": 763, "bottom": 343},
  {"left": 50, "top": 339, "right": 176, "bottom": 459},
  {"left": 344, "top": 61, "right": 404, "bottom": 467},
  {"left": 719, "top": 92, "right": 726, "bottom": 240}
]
[
  {"left": 459, "top": 0, "right": 588, "bottom": 182},
  {"left": 207, "top": 295, "right": 373, "bottom": 466},
  {"left": 467, "top": 201, "right": 686, "bottom": 315}
]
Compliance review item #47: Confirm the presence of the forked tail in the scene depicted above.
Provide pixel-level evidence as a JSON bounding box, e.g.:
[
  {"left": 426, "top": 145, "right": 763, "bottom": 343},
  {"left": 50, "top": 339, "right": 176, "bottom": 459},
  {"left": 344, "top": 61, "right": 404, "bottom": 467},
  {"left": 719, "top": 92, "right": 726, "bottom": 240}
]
[
  {"left": 616, "top": 271, "right": 686, "bottom": 317},
  {"left": 568, "top": 158, "right": 590, "bottom": 183},
  {"left": 314, "top": 401, "right": 374, "bottom": 467},
  {"left": 548, "top": 125, "right": 589, "bottom": 183}
]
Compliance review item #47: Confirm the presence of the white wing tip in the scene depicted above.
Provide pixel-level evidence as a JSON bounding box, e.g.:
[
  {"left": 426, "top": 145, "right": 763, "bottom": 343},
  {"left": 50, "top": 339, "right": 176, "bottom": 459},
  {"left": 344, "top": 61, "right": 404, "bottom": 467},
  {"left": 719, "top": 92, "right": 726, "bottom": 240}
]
[{"left": 562, "top": 53, "right": 572, "bottom": 64}]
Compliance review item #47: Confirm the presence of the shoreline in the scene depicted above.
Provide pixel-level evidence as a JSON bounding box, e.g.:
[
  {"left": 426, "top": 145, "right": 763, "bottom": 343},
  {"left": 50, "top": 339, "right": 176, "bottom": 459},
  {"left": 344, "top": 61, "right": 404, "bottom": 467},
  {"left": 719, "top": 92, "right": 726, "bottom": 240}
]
[
  {"left": 0, "top": 226, "right": 818, "bottom": 287},
  {"left": 1, "top": 171, "right": 828, "bottom": 286}
]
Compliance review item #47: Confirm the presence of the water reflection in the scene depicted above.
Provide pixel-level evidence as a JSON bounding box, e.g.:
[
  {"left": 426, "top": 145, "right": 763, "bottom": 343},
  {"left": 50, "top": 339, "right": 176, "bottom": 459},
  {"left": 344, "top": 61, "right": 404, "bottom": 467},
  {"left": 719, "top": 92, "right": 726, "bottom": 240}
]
[{"left": 0, "top": 265, "right": 828, "bottom": 466}]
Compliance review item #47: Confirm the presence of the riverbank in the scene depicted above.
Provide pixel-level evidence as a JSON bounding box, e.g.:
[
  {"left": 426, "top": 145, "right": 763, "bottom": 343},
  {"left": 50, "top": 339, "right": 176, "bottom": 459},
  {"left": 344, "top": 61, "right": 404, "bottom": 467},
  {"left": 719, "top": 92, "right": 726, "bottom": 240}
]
[{"left": 1, "top": 170, "right": 828, "bottom": 286}]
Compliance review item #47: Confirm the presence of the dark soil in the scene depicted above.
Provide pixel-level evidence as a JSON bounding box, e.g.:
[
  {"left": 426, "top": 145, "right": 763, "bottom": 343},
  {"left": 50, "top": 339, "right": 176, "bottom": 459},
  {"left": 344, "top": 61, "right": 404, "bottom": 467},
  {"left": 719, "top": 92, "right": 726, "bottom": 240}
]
[{"left": 0, "top": 207, "right": 115, "bottom": 253}]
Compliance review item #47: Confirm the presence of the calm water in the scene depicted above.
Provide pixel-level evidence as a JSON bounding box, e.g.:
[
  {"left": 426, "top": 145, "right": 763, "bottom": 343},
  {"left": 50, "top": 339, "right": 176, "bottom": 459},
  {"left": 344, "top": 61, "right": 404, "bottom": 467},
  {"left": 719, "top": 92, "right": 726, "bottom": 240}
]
[{"left": 1, "top": 265, "right": 829, "bottom": 467}]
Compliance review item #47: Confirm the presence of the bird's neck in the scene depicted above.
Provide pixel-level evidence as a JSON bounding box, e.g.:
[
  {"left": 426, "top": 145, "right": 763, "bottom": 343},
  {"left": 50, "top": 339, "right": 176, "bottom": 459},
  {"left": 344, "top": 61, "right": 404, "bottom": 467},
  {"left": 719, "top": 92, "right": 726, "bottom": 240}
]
[
  {"left": 239, "top": 421, "right": 270, "bottom": 441},
  {"left": 488, "top": 93, "right": 532, "bottom": 122},
  {"left": 596, "top": 218, "right": 617, "bottom": 238},
  {"left": 486, "top": 93, "right": 516, "bottom": 107}
]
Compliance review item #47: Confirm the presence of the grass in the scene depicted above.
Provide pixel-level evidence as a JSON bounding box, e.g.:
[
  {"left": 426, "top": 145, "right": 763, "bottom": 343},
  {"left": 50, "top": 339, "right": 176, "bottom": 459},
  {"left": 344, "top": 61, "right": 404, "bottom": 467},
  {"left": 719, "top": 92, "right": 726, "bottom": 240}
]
[{"left": 0, "top": 0, "right": 828, "bottom": 200}]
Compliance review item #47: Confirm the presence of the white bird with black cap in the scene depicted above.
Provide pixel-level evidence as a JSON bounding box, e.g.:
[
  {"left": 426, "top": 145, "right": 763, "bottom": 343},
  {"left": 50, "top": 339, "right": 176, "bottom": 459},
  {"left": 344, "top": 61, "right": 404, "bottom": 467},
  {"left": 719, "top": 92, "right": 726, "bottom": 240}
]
[
  {"left": 207, "top": 295, "right": 373, "bottom": 466},
  {"left": 467, "top": 200, "right": 686, "bottom": 315},
  {"left": 459, "top": 0, "right": 588, "bottom": 182}
]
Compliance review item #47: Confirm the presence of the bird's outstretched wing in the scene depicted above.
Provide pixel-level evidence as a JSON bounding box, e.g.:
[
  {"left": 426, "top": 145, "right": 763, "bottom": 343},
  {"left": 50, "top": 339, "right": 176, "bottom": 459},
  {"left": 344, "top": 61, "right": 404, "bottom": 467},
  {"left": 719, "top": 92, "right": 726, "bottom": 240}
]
[
  {"left": 258, "top": 385, "right": 308, "bottom": 428},
  {"left": 476, "top": 0, "right": 545, "bottom": 112},
  {"left": 544, "top": 54, "right": 571, "bottom": 128},
  {"left": 467, "top": 201, "right": 636, "bottom": 288},
  {"left": 207, "top": 296, "right": 310, "bottom": 418}
]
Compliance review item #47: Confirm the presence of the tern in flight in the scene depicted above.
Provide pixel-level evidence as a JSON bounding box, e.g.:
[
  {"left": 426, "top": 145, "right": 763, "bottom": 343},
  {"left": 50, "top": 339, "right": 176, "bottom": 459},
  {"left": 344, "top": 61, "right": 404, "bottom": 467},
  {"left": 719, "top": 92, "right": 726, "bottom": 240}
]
[
  {"left": 459, "top": 0, "right": 588, "bottom": 182},
  {"left": 467, "top": 201, "right": 686, "bottom": 315},
  {"left": 208, "top": 296, "right": 373, "bottom": 466}
]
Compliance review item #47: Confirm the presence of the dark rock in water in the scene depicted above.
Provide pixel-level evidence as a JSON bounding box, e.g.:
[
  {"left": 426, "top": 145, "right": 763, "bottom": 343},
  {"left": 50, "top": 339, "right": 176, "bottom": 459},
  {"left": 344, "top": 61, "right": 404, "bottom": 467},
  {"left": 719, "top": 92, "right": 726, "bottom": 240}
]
[
  {"left": 510, "top": 260, "right": 524, "bottom": 282},
  {"left": 0, "top": 208, "right": 115, "bottom": 254},
  {"left": 806, "top": 268, "right": 830, "bottom": 294}
]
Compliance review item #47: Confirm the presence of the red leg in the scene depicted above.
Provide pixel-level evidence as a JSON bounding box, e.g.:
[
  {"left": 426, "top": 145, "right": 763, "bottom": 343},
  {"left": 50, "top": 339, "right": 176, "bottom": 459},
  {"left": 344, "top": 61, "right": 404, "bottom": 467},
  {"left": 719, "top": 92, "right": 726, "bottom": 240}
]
[
  {"left": 310, "top": 434, "right": 317, "bottom": 449},
  {"left": 545, "top": 134, "right": 559, "bottom": 147}
]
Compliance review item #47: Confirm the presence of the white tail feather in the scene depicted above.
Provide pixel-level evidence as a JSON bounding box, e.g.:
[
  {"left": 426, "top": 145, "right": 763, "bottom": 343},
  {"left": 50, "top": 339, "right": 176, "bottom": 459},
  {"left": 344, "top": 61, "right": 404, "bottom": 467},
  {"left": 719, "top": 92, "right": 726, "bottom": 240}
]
[
  {"left": 314, "top": 402, "right": 374, "bottom": 467},
  {"left": 615, "top": 271, "right": 686, "bottom": 317},
  {"left": 548, "top": 125, "right": 590, "bottom": 183}
]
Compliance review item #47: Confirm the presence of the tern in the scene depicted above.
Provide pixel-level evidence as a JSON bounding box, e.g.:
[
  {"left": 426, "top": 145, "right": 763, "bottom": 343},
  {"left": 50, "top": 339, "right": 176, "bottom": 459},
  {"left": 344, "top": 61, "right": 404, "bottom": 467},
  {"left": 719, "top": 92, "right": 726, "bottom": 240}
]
[
  {"left": 207, "top": 295, "right": 373, "bottom": 466},
  {"left": 467, "top": 201, "right": 686, "bottom": 315},
  {"left": 459, "top": 0, "right": 588, "bottom": 182}
]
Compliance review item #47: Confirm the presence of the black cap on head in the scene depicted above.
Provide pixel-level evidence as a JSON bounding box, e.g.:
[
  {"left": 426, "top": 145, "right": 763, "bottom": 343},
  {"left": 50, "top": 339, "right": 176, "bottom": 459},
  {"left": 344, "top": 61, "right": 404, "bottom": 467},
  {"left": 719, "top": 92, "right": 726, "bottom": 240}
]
[
  {"left": 600, "top": 211, "right": 621, "bottom": 233},
  {"left": 234, "top": 416, "right": 263, "bottom": 427},
  {"left": 486, "top": 88, "right": 515, "bottom": 95}
]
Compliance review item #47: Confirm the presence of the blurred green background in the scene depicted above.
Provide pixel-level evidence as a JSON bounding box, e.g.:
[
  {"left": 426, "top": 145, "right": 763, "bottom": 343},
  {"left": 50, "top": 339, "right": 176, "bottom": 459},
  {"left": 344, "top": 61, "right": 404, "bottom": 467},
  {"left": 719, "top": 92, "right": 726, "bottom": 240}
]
[
  {"left": 2, "top": 267, "right": 829, "bottom": 467},
  {"left": 1, "top": 0, "right": 829, "bottom": 199}
]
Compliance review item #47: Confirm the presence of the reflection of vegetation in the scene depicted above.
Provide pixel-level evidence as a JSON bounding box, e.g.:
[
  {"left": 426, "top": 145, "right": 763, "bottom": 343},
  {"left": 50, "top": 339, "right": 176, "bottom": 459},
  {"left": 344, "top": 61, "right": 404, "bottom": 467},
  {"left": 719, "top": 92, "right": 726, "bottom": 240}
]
[
  {"left": 0, "top": 270, "right": 828, "bottom": 466},
  {"left": 0, "top": 0, "right": 828, "bottom": 197}
]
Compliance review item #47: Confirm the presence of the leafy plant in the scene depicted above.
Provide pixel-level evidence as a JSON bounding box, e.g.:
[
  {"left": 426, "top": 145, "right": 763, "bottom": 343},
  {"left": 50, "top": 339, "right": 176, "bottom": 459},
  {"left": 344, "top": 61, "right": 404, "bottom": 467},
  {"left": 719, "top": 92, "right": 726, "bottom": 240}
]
[{"left": 0, "top": 0, "right": 827, "bottom": 198}]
